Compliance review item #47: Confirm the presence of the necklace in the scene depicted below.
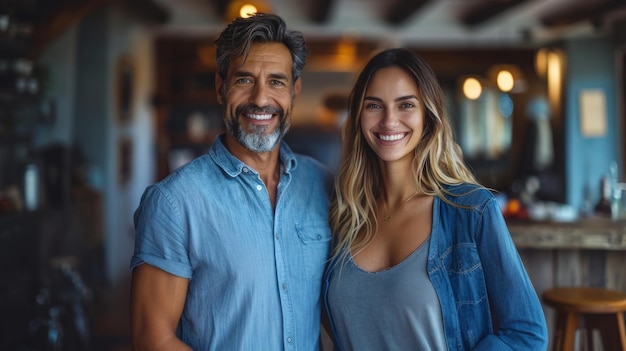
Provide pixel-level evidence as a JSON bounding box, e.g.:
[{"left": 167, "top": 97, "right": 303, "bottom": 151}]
[{"left": 382, "top": 191, "right": 420, "bottom": 222}]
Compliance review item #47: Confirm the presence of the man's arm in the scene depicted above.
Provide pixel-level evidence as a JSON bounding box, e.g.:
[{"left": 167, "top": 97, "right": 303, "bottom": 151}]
[{"left": 130, "top": 264, "right": 192, "bottom": 351}]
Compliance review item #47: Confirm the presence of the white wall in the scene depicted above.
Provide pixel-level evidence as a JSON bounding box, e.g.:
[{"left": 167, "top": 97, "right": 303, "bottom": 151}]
[
  {"left": 37, "top": 5, "right": 157, "bottom": 287},
  {"left": 104, "top": 8, "right": 156, "bottom": 286}
]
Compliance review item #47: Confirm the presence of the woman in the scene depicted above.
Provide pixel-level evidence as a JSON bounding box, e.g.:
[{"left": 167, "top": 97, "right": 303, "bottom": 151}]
[{"left": 323, "top": 48, "right": 548, "bottom": 350}]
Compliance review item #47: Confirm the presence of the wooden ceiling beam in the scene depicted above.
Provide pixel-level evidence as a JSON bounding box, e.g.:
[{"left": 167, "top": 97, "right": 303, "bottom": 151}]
[
  {"left": 459, "top": 0, "right": 531, "bottom": 27},
  {"left": 384, "top": 0, "right": 431, "bottom": 25},
  {"left": 540, "top": 0, "right": 626, "bottom": 28},
  {"left": 117, "top": 0, "right": 170, "bottom": 25},
  {"left": 29, "top": 0, "right": 113, "bottom": 58}
]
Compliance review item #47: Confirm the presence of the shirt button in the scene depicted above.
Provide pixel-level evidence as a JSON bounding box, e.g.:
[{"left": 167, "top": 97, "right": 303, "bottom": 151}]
[
  {"left": 275, "top": 234, "right": 280, "bottom": 240},
  {"left": 256, "top": 185, "right": 262, "bottom": 190},
  {"left": 242, "top": 167, "right": 249, "bottom": 173},
  {"left": 287, "top": 337, "right": 292, "bottom": 343},
  {"left": 317, "top": 235, "right": 322, "bottom": 240},
  {"left": 282, "top": 283, "right": 287, "bottom": 290}
]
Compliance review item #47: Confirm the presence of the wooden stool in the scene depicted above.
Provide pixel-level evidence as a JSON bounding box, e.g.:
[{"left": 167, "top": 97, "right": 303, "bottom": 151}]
[{"left": 542, "top": 287, "right": 626, "bottom": 351}]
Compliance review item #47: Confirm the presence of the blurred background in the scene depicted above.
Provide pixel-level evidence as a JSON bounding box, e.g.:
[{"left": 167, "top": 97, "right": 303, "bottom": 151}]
[{"left": 0, "top": 0, "right": 624, "bottom": 349}]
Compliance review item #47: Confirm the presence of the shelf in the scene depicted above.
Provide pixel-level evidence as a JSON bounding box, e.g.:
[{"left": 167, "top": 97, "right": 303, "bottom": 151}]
[{"left": 0, "top": 36, "right": 31, "bottom": 58}]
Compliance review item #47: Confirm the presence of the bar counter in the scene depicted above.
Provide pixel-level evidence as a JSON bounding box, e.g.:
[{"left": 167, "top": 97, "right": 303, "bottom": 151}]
[
  {"left": 508, "top": 216, "right": 626, "bottom": 346},
  {"left": 507, "top": 216, "right": 626, "bottom": 250}
]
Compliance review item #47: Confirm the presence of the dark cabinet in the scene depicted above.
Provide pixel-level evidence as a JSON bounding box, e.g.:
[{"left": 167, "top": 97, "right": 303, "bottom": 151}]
[
  {"left": 0, "top": 11, "right": 45, "bottom": 349},
  {"left": 0, "top": 212, "right": 39, "bottom": 350}
]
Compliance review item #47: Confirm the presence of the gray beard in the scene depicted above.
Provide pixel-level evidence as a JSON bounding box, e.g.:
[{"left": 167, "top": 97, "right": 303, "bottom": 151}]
[{"left": 226, "top": 116, "right": 290, "bottom": 153}]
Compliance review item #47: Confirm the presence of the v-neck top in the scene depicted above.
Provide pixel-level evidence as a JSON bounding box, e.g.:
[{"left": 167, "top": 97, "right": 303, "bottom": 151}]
[{"left": 327, "top": 237, "right": 448, "bottom": 350}]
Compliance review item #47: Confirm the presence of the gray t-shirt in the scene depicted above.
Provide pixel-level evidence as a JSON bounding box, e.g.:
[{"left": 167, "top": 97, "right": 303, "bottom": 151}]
[{"left": 327, "top": 238, "right": 448, "bottom": 350}]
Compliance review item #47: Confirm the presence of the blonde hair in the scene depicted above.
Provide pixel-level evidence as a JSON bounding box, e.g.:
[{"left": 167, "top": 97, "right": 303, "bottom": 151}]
[{"left": 329, "top": 48, "right": 479, "bottom": 261}]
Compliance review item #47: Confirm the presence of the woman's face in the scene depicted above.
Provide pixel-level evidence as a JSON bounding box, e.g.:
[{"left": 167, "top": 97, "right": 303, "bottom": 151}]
[{"left": 360, "top": 66, "right": 425, "bottom": 163}]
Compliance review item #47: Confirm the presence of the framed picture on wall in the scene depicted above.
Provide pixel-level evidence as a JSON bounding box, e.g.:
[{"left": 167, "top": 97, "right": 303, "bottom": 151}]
[
  {"left": 118, "top": 138, "right": 132, "bottom": 187},
  {"left": 116, "top": 55, "right": 133, "bottom": 123}
]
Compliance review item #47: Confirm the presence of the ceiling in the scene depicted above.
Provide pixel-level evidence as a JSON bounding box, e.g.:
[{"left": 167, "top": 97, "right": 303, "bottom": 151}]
[
  {"left": 153, "top": 0, "right": 626, "bottom": 46},
  {"left": 4, "top": 0, "right": 626, "bottom": 58}
]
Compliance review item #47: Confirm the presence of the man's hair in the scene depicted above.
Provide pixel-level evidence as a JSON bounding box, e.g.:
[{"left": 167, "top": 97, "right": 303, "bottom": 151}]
[{"left": 214, "top": 13, "right": 307, "bottom": 85}]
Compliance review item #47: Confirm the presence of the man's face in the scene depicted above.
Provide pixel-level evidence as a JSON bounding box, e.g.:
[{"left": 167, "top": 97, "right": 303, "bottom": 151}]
[{"left": 216, "top": 42, "right": 301, "bottom": 153}]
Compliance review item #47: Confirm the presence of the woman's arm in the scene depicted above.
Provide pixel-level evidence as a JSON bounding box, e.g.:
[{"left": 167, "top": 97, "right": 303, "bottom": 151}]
[
  {"left": 130, "top": 264, "right": 192, "bottom": 351},
  {"left": 475, "top": 198, "right": 549, "bottom": 350}
]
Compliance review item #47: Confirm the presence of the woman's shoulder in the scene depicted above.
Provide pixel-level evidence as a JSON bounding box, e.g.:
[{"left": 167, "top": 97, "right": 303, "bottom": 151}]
[{"left": 441, "top": 183, "right": 495, "bottom": 208}]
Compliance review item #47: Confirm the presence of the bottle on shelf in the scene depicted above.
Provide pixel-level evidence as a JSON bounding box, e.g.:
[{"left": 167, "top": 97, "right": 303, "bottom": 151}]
[
  {"left": 609, "top": 161, "right": 623, "bottom": 220},
  {"left": 595, "top": 176, "right": 612, "bottom": 215}
]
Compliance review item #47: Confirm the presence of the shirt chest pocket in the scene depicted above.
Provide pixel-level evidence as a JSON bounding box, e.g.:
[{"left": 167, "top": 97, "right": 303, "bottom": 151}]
[
  {"left": 442, "top": 244, "right": 487, "bottom": 306},
  {"left": 440, "top": 244, "right": 491, "bottom": 347},
  {"left": 295, "top": 221, "right": 332, "bottom": 279},
  {"left": 296, "top": 221, "right": 332, "bottom": 244}
]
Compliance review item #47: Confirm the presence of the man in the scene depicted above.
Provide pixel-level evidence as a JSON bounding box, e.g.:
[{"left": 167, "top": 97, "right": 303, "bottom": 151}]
[{"left": 130, "top": 13, "right": 333, "bottom": 350}]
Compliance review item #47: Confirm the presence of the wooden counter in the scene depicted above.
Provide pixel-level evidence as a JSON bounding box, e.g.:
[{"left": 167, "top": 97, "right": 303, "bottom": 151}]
[
  {"left": 508, "top": 216, "right": 626, "bottom": 348},
  {"left": 507, "top": 217, "right": 626, "bottom": 250}
]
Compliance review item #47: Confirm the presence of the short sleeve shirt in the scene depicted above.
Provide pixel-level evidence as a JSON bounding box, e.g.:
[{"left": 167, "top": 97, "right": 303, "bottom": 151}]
[{"left": 131, "top": 136, "right": 333, "bottom": 350}]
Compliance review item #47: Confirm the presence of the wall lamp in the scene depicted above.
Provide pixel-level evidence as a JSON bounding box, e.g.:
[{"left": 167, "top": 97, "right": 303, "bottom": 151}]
[{"left": 535, "top": 47, "right": 564, "bottom": 117}]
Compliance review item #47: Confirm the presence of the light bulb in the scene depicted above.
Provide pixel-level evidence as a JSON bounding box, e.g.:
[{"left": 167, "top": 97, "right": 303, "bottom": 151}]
[
  {"left": 463, "top": 77, "right": 482, "bottom": 100},
  {"left": 239, "top": 4, "right": 257, "bottom": 18},
  {"left": 497, "top": 70, "right": 514, "bottom": 92}
]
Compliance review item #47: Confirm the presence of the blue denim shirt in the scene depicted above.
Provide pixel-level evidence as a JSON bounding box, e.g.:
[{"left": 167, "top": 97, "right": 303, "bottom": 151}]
[
  {"left": 324, "top": 184, "right": 548, "bottom": 350},
  {"left": 132, "top": 135, "right": 333, "bottom": 350}
]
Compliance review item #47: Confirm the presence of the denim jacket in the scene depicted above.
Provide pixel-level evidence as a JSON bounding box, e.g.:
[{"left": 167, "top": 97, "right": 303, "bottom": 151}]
[{"left": 324, "top": 183, "right": 548, "bottom": 350}]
